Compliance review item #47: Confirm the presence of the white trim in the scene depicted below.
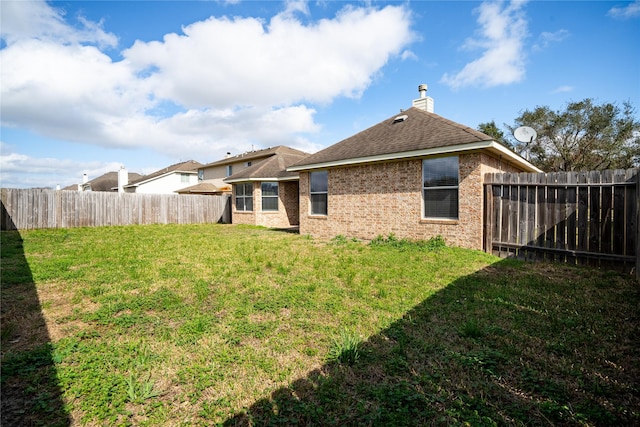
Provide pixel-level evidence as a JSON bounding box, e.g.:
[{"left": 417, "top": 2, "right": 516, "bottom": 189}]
[
  {"left": 287, "top": 141, "right": 542, "bottom": 173},
  {"left": 224, "top": 175, "right": 299, "bottom": 184}
]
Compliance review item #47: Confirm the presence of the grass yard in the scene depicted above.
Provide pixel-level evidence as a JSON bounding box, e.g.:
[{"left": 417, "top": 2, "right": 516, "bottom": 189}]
[{"left": 1, "top": 224, "right": 638, "bottom": 426}]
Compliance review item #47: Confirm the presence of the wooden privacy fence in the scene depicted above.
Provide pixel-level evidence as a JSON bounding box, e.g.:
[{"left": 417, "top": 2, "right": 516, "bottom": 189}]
[
  {"left": 1, "top": 189, "right": 231, "bottom": 230},
  {"left": 484, "top": 169, "right": 638, "bottom": 275}
]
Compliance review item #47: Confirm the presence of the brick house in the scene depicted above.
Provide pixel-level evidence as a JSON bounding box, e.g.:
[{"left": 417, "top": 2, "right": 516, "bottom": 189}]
[
  {"left": 288, "top": 85, "right": 541, "bottom": 250},
  {"left": 222, "top": 146, "right": 309, "bottom": 228}
]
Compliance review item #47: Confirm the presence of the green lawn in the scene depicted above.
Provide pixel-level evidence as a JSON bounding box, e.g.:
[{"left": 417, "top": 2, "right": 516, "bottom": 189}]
[{"left": 1, "top": 224, "right": 638, "bottom": 426}]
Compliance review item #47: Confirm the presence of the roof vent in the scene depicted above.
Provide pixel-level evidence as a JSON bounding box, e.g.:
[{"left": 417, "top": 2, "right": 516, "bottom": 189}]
[{"left": 393, "top": 114, "right": 408, "bottom": 124}]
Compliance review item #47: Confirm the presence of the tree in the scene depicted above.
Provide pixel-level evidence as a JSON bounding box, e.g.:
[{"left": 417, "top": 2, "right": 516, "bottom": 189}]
[
  {"left": 507, "top": 98, "right": 640, "bottom": 172},
  {"left": 477, "top": 120, "right": 512, "bottom": 149}
]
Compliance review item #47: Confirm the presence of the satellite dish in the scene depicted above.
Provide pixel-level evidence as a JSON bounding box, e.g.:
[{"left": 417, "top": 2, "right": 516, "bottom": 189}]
[{"left": 513, "top": 126, "right": 537, "bottom": 143}]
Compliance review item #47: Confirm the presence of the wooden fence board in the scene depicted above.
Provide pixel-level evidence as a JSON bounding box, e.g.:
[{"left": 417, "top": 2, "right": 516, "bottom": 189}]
[
  {"left": 613, "top": 170, "right": 626, "bottom": 256},
  {"left": 601, "top": 170, "right": 613, "bottom": 256},
  {"left": 484, "top": 169, "right": 638, "bottom": 275},
  {"left": 0, "top": 189, "right": 231, "bottom": 231},
  {"left": 566, "top": 172, "right": 578, "bottom": 265}
]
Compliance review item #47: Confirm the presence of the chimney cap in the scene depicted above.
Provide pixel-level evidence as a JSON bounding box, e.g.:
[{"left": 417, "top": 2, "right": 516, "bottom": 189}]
[{"left": 418, "top": 84, "right": 428, "bottom": 98}]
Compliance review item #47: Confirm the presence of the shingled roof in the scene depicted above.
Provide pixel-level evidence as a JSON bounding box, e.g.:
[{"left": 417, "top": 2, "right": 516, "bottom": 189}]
[
  {"left": 202, "top": 146, "right": 305, "bottom": 168},
  {"left": 67, "top": 171, "right": 143, "bottom": 192},
  {"left": 176, "top": 182, "right": 231, "bottom": 194},
  {"left": 288, "top": 107, "right": 540, "bottom": 172},
  {"left": 224, "top": 148, "right": 309, "bottom": 182}
]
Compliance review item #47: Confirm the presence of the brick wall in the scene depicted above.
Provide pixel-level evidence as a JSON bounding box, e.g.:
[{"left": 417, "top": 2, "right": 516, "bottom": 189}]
[
  {"left": 299, "top": 153, "right": 524, "bottom": 250},
  {"left": 231, "top": 181, "right": 299, "bottom": 228}
]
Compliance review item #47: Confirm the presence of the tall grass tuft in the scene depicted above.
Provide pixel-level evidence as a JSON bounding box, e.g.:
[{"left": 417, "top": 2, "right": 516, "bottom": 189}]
[{"left": 328, "top": 329, "right": 362, "bottom": 366}]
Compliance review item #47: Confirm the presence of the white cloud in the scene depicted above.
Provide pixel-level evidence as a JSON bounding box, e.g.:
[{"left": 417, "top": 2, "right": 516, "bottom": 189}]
[
  {"left": 401, "top": 50, "right": 418, "bottom": 61},
  {"left": 551, "top": 85, "right": 574, "bottom": 94},
  {"left": 0, "top": 143, "right": 122, "bottom": 189},
  {"left": 123, "top": 4, "right": 414, "bottom": 108},
  {"left": 1, "top": 0, "right": 413, "bottom": 169},
  {"left": 282, "top": 0, "right": 311, "bottom": 17},
  {"left": 608, "top": 0, "right": 640, "bottom": 19},
  {"left": 440, "top": 0, "right": 528, "bottom": 89},
  {"left": 0, "top": 0, "right": 117, "bottom": 48},
  {"left": 533, "top": 29, "right": 569, "bottom": 50}
]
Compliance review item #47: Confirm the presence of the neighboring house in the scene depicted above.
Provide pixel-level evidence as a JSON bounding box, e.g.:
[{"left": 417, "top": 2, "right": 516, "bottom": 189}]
[
  {"left": 198, "top": 146, "right": 298, "bottom": 192},
  {"left": 288, "top": 85, "right": 542, "bottom": 250},
  {"left": 124, "top": 160, "right": 202, "bottom": 194},
  {"left": 63, "top": 169, "right": 143, "bottom": 192},
  {"left": 210, "top": 146, "right": 309, "bottom": 228}
]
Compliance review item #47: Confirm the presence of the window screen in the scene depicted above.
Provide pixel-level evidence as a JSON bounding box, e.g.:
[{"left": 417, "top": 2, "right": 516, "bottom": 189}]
[
  {"left": 310, "top": 171, "right": 328, "bottom": 215},
  {"left": 261, "top": 182, "right": 279, "bottom": 211},
  {"left": 235, "top": 183, "right": 253, "bottom": 212},
  {"left": 423, "top": 157, "right": 458, "bottom": 219}
]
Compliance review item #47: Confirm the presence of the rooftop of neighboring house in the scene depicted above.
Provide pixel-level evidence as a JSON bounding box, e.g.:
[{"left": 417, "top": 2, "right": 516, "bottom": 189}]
[
  {"left": 223, "top": 148, "right": 310, "bottom": 182},
  {"left": 175, "top": 182, "right": 231, "bottom": 194},
  {"left": 126, "top": 160, "right": 203, "bottom": 187},
  {"left": 63, "top": 171, "right": 143, "bottom": 192},
  {"left": 201, "top": 146, "right": 307, "bottom": 169},
  {"left": 289, "top": 85, "right": 540, "bottom": 173}
]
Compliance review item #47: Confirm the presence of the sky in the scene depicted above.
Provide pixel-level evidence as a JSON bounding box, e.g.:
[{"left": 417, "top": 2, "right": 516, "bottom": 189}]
[{"left": 1, "top": 0, "right": 639, "bottom": 189}]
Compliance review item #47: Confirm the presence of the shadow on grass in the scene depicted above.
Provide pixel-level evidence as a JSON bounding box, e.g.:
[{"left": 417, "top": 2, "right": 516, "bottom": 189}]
[
  {"left": 225, "top": 259, "right": 639, "bottom": 426},
  {"left": 1, "top": 230, "right": 70, "bottom": 426}
]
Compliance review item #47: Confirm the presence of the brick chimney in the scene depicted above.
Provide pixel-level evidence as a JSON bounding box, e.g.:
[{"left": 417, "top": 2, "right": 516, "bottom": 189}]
[{"left": 412, "top": 84, "right": 434, "bottom": 113}]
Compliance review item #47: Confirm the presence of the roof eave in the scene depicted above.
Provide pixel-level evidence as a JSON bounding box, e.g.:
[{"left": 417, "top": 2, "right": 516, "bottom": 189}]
[
  {"left": 287, "top": 141, "right": 542, "bottom": 173},
  {"left": 224, "top": 175, "right": 300, "bottom": 184}
]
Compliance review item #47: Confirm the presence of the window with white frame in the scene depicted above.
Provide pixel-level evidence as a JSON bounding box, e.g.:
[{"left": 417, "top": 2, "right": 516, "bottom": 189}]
[
  {"left": 261, "top": 182, "right": 279, "bottom": 211},
  {"left": 226, "top": 165, "right": 233, "bottom": 177},
  {"left": 310, "top": 171, "right": 328, "bottom": 215},
  {"left": 235, "top": 183, "right": 253, "bottom": 212},
  {"left": 422, "top": 156, "right": 459, "bottom": 219},
  {"left": 180, "top": 173, "right": 190, "bottom": 183}
]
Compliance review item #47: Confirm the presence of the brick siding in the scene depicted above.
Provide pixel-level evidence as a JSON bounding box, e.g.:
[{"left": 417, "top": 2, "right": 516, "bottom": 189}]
[
  {"left": 231, "top": 181, "right": 299, "bottom": 228},
  {"left": 299, "top": 153, "right": 524, "bottom": 250}
]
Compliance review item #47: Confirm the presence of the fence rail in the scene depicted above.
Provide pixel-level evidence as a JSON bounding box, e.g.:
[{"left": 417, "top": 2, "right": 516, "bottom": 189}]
[
  {"left": 484, "top": 169, "right": 639, "bottom": 276},
  {"left": 1, "top": 189, "right": 231, "bottom": 230}
]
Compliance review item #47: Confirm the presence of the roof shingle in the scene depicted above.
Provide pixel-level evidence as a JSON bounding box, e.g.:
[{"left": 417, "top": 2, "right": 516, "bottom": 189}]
[
  {"left": 224, "top": 149, "right": 309, "bottom": 181},
  {"left": 290, "top": 107, "right": 494, "bottom": 168}
]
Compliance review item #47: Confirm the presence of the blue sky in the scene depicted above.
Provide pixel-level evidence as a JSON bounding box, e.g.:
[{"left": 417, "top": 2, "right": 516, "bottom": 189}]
[{"left": 1, "top": 0, "right": 639, "bottom": 189}]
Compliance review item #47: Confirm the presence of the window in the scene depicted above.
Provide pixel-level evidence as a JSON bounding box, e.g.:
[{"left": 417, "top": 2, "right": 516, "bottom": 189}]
[
  {"left": 261, "top": 182, "right": 279, "bottom": 211},
  {"left": 245, "top": 161, "right": 252, "bottom": 167},
  {"left": 235, "top": 183, "right": 253, "bottom": 211},
  {"left": 198, "top": 169, "right": 204, "bottom": 181},
  {"left": 226, "top": 165, "right": 233, "bottom": 177},
  {"left": 310, "top": 171, "right": 328, "bottom": 215},
  {"left": 180, "top": 173, "right": 190, "bottom": 183},
  {"left": 423, "top": 157, "right": 458, "bottom": 219}
]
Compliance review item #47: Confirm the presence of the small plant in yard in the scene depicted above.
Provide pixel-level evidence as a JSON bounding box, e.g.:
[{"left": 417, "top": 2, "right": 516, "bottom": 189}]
[
  {"left": 370, "top": 233, "right": 446, "bottom": 250},
  {"left": 125, "top": 372, "right": 161, "bottom": 404},
  {"left": 459, "top": 318, "right": 485, "bottom": 339},
  {"left": 327, "top": 329, "right": 362, "bottom": 366}
]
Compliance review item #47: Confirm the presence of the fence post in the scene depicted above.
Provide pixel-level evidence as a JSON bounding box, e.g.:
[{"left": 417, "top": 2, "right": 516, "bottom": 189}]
[
  {"left": 484, "top": 174, "right": 493, "bottom": 253},
  {"left": 636, "top": 171, "right": 639, "bottom": 282}
]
